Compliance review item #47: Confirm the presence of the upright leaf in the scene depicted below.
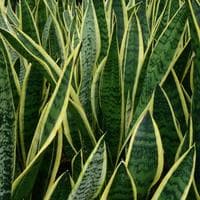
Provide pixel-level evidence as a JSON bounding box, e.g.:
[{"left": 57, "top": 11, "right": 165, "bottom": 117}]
[
  {"left": 93, "top": 0, "right": 109, "bottom": 61},
  {"left": 126, "top": 111, "right": 164, "bottom": 199},
  {"left": 187, "top": 0, "right": 200, "bottom": 193},
  {"left": 151, "top": 146, "right": 196, "bottom": 199},
  {"left": 131, "top": 5, "right": 187, "bottom": 126},
  {"left": 123, "top": 11, "right": 144, "bottom": 105},
  {"left": 79, "top": 0, "right": 100, "bottom": 120},
  {"left": 101, "top": 162, "right": 137, "bottom": 200},
  {"left": 68, "top": 137, "right": 107, "bottom": 200},
  {"left": 153, "top": 86, "right": 181, "bottom": 171},
  {"left": 21, "top": 0, "right": 40, "bottom": 43},
  {"left": 112, "top": 0, "right": 127, "bottom": 47},
  {"left": 100, "top": 25, "right": 122, "bottom": 165},
  {"left": 0, "top": 41, "right": 15, "bottom": 200},
  {"left": 12, "top": 44, "right": 81, "bottom": 200}
]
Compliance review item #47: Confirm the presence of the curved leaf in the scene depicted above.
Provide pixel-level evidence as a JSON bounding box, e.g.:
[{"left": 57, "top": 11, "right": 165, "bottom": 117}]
[
  {"left": 68, "top": 136, "right": 107, "bottom": 200},
  {"left": 131, "top": 4, "right": 187, "bottom": 125},
  {"left": 126, "top": 111, "right": 164, "bottom": 199},
  {"left": 101, "top": 162, "right": 137, "bottom": 200},
  {"left": 151, "top": 146, "right": 196, "bottom": 200},
  {"left": 153, "top": 86, "right": 181, "bottom": 170}
]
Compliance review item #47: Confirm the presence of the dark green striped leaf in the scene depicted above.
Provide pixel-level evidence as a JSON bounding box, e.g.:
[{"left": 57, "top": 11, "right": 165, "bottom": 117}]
[
  {"left": 19, "top": 64, "right": 43, "bottom": 162},
  {"left": 12, "top": 44, "right": 81, "bottom": 200},
  {"left": 68, "top": 136, "right": 107, "bottom": 200},
  {"left": 135, "top": 0, "right": 149, "bottom": 48},
  {"left": 132, "top": 5, "right": 187, "bottom": 124},
  {"left": 0, "top": 42, "right": 15, "bottom": 200},
  {"left": 21, "top": 0, "right": 40, "bottom": 43},
  {"left": 27, "top": 45, "right": 81, "bottom": 161},
  {"left": 0, "top": 28, "right": 60, "bottom": 84},
  {"left": 101, "top": 162, "right": 137, "bottom": 200},
  {"left": 93, "top": 0, "right": 109, "bottom": 61},
  {"left": 100, "top": 24, "right": 122, "bottom": 165},
  {"left": 112, "top": 0, "right": 127, "bottom": 47},
  {"left": 152, "top": 146, "right": 196, "bottom": 199},
  {"left": 153, "top": 86, "right": 181, "bottom": 170},
  {"left": 126, "top": 111, "right": 164, "bottom": 199},
  {"left": 187, "top": 0, "right": 200, "bottom": 193},
  {"left": 45, "top": 172, "right": 72, "bottom": 200},
  {"left": 163, "top": 71, "right": 188, "bottom": 135},
  {"left": 123, "top": 11, "right": 144, "bottom": 102},
  {"left": 79, "top": 0, "right": 100, "bottom": 120}
]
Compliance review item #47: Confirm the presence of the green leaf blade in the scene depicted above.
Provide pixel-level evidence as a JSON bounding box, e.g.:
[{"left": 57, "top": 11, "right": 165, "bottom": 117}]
[
  {"left": 152, "top": 146, "right": 196, "bottom": 199},
  {"left": 0, "top": 45, "right": 15, "bottom": 200},
  {"left": 68, "top": 137, "right": 107, "bottom": 200},
  {"left": 126, "top": 111, "right": 163, "bottom": 199}
]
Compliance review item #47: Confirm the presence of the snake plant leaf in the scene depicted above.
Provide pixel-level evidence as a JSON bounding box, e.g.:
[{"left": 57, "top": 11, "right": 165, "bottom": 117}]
[
  {"left": 0, "top": 43, "right": 15, "bottom": 200},
  {"left": 176, "top": 131, "right": 191, "bottom": 160},
  {"left": 63, "top": 9, "right": 72, "bottom": 33},
  {"left": 153, "top": 86, "right": 181, "bottom": 170},
  {"left": 132, "top": 4, "right": 187, "bottom": 125},
  {"left": 44, "top": 172, "right": 72, "bottom": 200},
  {"left": 41, "top": 15, "right": 52, "bottom": 49},
  {"left": 100, "top": 24, "right": 122, "bottom": 165},
  {"left": 0, "top": 38, "right": 20, "bottom": 109},
  {"left": 174, "top": 41, "right": 192, "bottom": 81},
  {"left": 0, "top": 7, "right": 13, "bottom": 31},
  {"left": 112, "top": 0, "right": 128, "bottom": 47},
  {"left": 154, "top": 0, "right": 173, "bottom": 40},
  {"left": 190, "top": 0, "right": 200, "bottom": 24},
  {"left": 46, "top": 16, "right": 62, "bottom": 62},
  {"left": 151, "top": 146, "right": 196, "bottom": 200},
  {"left": 35, "top": 0, "right": 48, "bottom": 38},
  {"left": 6, "top": 0, "right": 19, "bottom": 26},
  {"left": 93, "top": 0, "right": 109, "bottom": 61},
  {"left": 0, "top": 28, "right": 60, "bottom": 84},
  {"left": 123, "top": 11, "right": 144, "bottom": 106},
  {"left": 168, "top": 0, "right": 180, "bottom": 19},
  {"left": 19, "top": 63, "right": 43, "bottom": 162},
  {"left": 27, "top": 44, "right": 81, "bottom": 162},
  {"left": 79, "top": 0, "right": 100, "bottom": 120},
  {"left": 72, "top": 150, "right": 83, "bottom": 182},
  {"left": 31, "top": 140, "right": 57, "bottom": 200},
  {"left": 25, "top": 0, "right": 36, "bottom": 10},
  {"left": 101, "top": 162, "right": 137, "bottom": 200},
  {"left": 126, "top": 111, "right": 164, "bottom": 199},
  {"left": 163, "top": 71, "right": 188, "bottom": 135},
  {"left": 21, "top": 0, "right": 40, "bottom": 43},
  {"left": 12, "top": 44, "right": 81, "bottom": 200},
  {"left": 43, "top": 0, "right": 66, "bottom": 63},
  {"left": 187, "top": 0, "right": 200, "bottom": 193},
  {"left": 68, "top": 136, "right": 107, "bottom": 200},
  {"left": 91, "top": 57, "right": 106, "bottom": 125},
  {"left": 12, "top": 135, "right": 56, "bottom": 200},
  {"left": 43, "top": 132, "right": 63, "bottom": 199},
  {"left": 135, "top": 0, "right": 149, "bottom": 48}
]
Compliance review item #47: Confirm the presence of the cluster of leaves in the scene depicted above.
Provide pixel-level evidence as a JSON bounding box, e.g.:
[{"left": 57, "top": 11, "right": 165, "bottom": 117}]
[{"left": 0, "top": 0, "right": 200, "bottom": 199}]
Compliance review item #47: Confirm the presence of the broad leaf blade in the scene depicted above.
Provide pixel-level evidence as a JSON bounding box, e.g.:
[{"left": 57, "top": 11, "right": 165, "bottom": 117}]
[
  {"left": 101, "top": 162, "right": 137, "bottom": 200},
  {"left": 100, "top": 24, "right": 122, "bottom": 165},
  {"left": 126, "top": 111, "right": 164, "bottom": 199},
  {"left": 132, "top": 5, "right": 187, "bottom": 124},
  {"left": 153, "top": 86, "right": 181, "bottom": 170},
  {"left": 151, "top": 146, "right": 196, "bottom": 199},
  {"left": 68, "top": 136, "right": 107, "bottom": 200}
]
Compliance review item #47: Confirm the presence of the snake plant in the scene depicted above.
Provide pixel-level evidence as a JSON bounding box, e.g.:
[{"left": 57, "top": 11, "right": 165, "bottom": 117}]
[{"left": 0, "top": 0, "right": 200, "bottom": 199}]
